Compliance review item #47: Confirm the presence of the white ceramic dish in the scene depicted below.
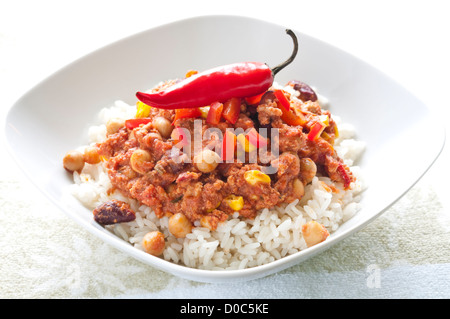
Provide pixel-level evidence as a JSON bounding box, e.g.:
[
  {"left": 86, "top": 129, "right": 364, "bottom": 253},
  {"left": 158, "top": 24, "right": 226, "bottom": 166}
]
[{"left": 5, "top": 15, "right": 444, "bottom": 283}]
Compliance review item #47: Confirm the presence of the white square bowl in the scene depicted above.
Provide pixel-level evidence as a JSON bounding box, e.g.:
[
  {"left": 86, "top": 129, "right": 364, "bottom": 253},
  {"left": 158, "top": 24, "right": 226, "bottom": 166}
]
[{"left": 4, "top": 15, "right": 444, "bottom": 283}]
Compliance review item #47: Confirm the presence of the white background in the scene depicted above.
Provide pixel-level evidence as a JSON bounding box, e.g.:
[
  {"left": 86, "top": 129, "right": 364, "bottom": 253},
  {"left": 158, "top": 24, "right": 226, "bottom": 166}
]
[{"left": 1, "top": 0, "right": 449, "bottom": 298}]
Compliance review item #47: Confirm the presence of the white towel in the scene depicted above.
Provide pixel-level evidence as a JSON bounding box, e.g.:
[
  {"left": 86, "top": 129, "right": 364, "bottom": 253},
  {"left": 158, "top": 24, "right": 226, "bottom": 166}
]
[{"left": 1, "top": 148, "right": 449, "bottom": 298}]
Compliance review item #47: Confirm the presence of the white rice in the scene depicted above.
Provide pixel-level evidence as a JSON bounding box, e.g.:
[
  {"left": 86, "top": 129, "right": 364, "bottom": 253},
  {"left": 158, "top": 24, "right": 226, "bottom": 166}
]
[{"left": 68, "top": 87, "right": 366, "bottom": 270}]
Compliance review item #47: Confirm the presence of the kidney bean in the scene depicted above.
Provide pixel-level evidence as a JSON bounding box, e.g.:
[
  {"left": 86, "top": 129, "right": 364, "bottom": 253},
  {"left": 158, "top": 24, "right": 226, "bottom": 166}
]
[
  {"left": 93, "top": 199, "right": 136, "bottom": 225},
  {"left": 287, "top": 80, "right": 318, "bottom": 102}
]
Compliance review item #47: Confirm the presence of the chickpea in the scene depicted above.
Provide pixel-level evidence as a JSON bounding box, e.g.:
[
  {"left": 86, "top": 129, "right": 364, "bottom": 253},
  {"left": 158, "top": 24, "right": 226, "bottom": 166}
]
[
  {"left": 63, "top": 150, "right": 85, "bottom": 173},
  {"left": 143, "top": 132, "right": 162, "bottom": 146},
  {"left": 302, "top": 221, "right": 329, "bottom": 247},
  {"left": 300, "top": 158, "right": 317, "bottom": 184},
  {"left": 292, "top": 178, "right": 305, "bottom": 199},
  {"left": 142, "top": 231, "right": 165, "bottom": 256},
  {"left": 83, "top": 146, "right": 101, "bottom": 164},
  {"left": 168, "top": 213, "right": 193, "bottom": 238},
  {"left": 106, "top": 118, "right": 125, "bottom": 135},
  {"left": 153, "top": 116, "right": 173, "bottom": 138},
  {"left": 193, "top": 149, "right": 221, "bottom": 173},
  {"left": 130, "top": 149, "right": 152, "bottom": 174}
]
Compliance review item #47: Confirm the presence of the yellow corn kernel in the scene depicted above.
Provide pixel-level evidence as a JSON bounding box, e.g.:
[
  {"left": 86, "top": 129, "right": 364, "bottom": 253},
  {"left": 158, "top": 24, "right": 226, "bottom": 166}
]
[
  {"left": 136, "top": 101, "right": 151, "bottom": 118},
  {"left": 334, "top": 124, "right": 339, "bottom": 138},
  {"left": 236, "top": 133, "right": 256, "bottom": 153},
  {"left": 321, "top": 131, "right": 334, "bottom": 145},
  {"left": 224, "top": 195, "right": 244, "bottom": 211},
  {"left": 244, "top": 170, "right": 271, "bottom": 186},
  {"left": 319, "top": 114, "right": 329, "bottom": 126},
  {"left": 199, "top": 106, "right": 210, "bottom": 119}
]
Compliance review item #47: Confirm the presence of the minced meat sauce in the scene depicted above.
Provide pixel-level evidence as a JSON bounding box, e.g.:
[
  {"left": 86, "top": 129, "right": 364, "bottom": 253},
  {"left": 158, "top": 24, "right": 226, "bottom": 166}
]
[{"left": 92, "top": 80, "right": 354, "bottom": 231}]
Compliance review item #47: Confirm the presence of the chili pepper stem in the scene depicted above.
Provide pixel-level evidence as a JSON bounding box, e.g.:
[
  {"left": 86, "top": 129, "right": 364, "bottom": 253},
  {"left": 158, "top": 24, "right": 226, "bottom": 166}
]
[{"left": 271, "top": 29, "right": 298, "bottom": 76}]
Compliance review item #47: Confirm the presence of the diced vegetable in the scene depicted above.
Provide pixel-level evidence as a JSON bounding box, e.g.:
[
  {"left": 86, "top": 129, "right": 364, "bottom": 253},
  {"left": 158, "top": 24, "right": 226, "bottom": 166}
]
[
  {"left": 206, "top": 101, "right": 223, "bottom": 125},
  {"left": 135, "top": 101, "right": 151, "bottom": 118},
  {"left": 222, "top": 97, "right": 241, "bottom": 124},
  {"left": 237, "top": 133, "right": 256, "bottom": 153},
  {"left": 173, "top": 107, "right": 202, "bottom": 124},
  {"left": 280, "top": 107, "right": 306, "bottom": 126},
  {"left": 244, "top": 170, "right": 271, "bottom": 185},
  {"left": 334, "top": 124, "right": 340, "bottom": 138},
  {"left": 307, "top": 114, "right": 330, "bottom": 141},
  {"left": 224, "top": 195, "right": 244, "bottom": 211},
  {"left": 199, "top": 106, "right": 210, "bottom": 119},
  {"left": 271, "top": 89, "right": 306, "bottom": 126},
  {"left": 319, "top": 114, "right": 329, "bottom": 126},
  {"left": 222, "top": 130, "right": 237, "bottom": 162},
  {"left": 125, "top": 118, "right": 152, "bottom": 130},
  {"left": 321, "top": 131, "right": 333, "bottom": 144},
  {"left": 245, "top": 127, "right": 268, "bottom": 148},
  {"left": 245, "top": 92, "right": 265, "bottom": 105},
  {"left": 274, "top": 89, "right": 291, "bottom": 111},
  {"left": 307, "top": 121, "right": 326, "bottom": 141}
]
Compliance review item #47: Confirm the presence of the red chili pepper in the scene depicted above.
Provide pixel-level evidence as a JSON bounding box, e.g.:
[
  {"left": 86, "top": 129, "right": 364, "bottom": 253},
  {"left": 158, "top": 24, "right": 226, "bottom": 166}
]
[
  {"left": 136, "top": 29, "right": 298, "bottom": 110},
  {"left": 125, "top": 118, "right": 152, "bottom": 129}
]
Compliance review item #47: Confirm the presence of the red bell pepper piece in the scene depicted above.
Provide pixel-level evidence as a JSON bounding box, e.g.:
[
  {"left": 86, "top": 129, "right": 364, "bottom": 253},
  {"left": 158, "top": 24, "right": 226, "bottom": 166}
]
[
  {"left": 221, "top": 130, "right": 237, "bottom": 162},
  {"left": 307, "top": 121, "right": 326, "bottom": 141},
  {"left": 274, "top": 89, "right": 291, "bottom": 111},
  {"left": 125, "top": 118, "right": 152, "bottom": 129},
  {"left": 206, "top": 102, "right": 223, "bottom": 125},
  {"left": 245, "top": 92, "right": 265, "bottom": 105},
  {"left": 172, "top": 108, "right": 202, "bottom": 124},
  {"left": 279, "top": 104, "right": 306, "bottom": 126},
  {"left": 222, "top": 98, "right": 241, "bottom": 124},
  {"left": 271, "top": 90, "right": 305, "bottom": 126},
  {"left": 245, "top": 127, "right": 268, "bottom": 148}
]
